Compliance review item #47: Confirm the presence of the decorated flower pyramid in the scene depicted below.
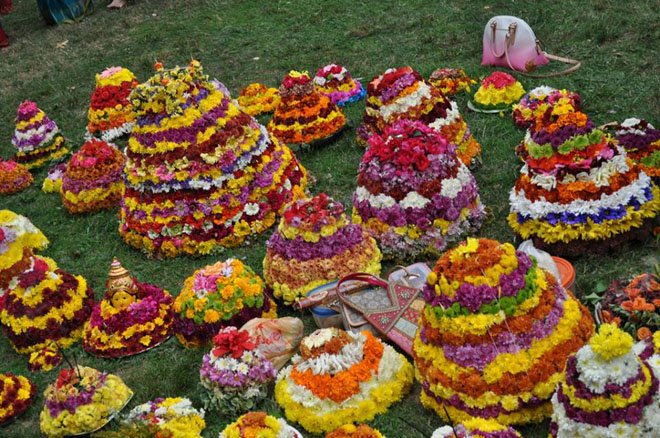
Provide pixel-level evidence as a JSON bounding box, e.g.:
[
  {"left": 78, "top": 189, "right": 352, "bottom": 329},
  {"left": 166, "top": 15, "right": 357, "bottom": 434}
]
[
  {"left": 549, "top": 323, "right": 660, "bottom": 437},
  {"left": 0, "top": 210, "right": 95, "bottom": 354},
  {"left": 174, "top": 258, "right": 276, "bottom": 348},
  {"left": 119, "top": 61, "right": 308, "bottom": 257},
  {"left": 313, "top": 64, "right": 366, "bottom": 106},
  {"left": 12, "top": 100, "right": 69, "bottom": 169},
  {"left": 237, "top": 83, "right": 280, "bottom": 116},
  {"left": 116, "top": 397, "right": 206, "bottom": 438},
  {"left": 219, "top": 412, "right": 303, "bottom": 438},
  {"left": 352, "top": 120, "right": 487, "bottom": 260},
  {"left": 275, "top": 327, "right": 413, "bottom": 434},
  {"left": 0, "top": 373, "right": 36, "bottom": 424},
  {"left": 432, "top": 419, "right": 522, "bottom": 438},
  {"left": 263, "top": 193, "right": 382, "bottom": 304},
  {"left": 357, "top": 66, "right": 481, "bottom": 166},
  {"left": 508, "top": 111, "right": 660, "bottom": 256},
  {"left": 86, "top": 66, "right": 139, "bottom": 141},
  {"left": 471, "top": 72, "right": 525, "bottom": 111},
  {"left": 42, "top": 162, "right": 67, "bottom": 193},
  {"left": 326, "top": 424, "right": 386, "bottom": 438},
  {"left": 613, "top": 118, "right": 660, "bottom": 180},
  {"left": 83, "top": 258, "right": 174, "bottom": 358},
  {"left": 40, "top": 365, "right": 134, "bottom": 437},
  {"left": 60, "top": 139, "right": 125, "bottom": 214},
  {"left": 0, "top": 159, "right": 32, "bottom": 195},
  {"left": 413, "top": 238, "right": 594, "bottom": 425},
  {"left": 267, "top": 70, "right": 346, "bottom": 144},
  {"left": 511, "top": 86, "right": 581, "bottom": 130},
  {"left": 429, "top": 67, "right": 477, "bottom": 96}
]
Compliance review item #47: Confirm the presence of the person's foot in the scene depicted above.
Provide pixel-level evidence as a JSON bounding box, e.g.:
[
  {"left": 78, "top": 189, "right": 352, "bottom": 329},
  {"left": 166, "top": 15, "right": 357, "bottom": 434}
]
[{"left": 107, "top": 0, "right": 126, "bottom": 9}]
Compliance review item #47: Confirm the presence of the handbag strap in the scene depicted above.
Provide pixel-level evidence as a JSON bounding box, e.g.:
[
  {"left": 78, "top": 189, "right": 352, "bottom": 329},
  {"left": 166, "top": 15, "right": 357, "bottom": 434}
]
[
  {"left": 335, "top": 273, "right": 388, "bottom": 313},
  {"left": 504, "top": 37, "right": 581, "bottom": 77}
]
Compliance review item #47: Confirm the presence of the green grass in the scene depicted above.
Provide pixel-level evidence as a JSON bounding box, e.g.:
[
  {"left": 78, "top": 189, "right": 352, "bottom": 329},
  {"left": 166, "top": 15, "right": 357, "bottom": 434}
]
[{"left": 1, "top": 0, "right": 659, "bottom": 436}]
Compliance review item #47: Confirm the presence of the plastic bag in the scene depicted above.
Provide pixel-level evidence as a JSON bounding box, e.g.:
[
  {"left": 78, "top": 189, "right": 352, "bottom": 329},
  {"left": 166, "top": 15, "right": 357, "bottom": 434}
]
[
  {"left": 518, "top": 239, "right": 560, "bottom": 281},
  {"left": 240, "top": 317, "right": 304, "bottom": 370}
]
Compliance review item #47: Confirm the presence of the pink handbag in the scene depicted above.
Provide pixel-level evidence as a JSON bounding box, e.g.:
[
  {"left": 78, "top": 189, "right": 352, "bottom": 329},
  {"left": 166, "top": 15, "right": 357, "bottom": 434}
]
[{"left": 482, "top": 16, "right": 581, "bottom": 77}]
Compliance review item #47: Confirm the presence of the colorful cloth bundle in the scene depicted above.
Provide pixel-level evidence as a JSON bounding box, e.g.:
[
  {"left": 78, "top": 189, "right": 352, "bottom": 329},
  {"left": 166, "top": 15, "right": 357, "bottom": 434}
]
[
  {"left": 174, "top": 259, "right": 277, "bottom": 348},
  {"left": 508, "top": 111, "right": 660, "bottom": 256},
  {"left": 116, "top": 397, "right": 206, "bottom": 438},
  {"left": 357, "top": 66, "right": 481, "bottom": 166},
  {"left": 119, "top": 61, "right": 307, "bottom": 257},
  {"left": 428, "top": 67, "right": 477, "bottom": 96},
  {"left": 472, "top": 72, "right": 525, "bottom": 111},
  {"left": 12, "top": 100, "right": 68, "bottom": 169},
  {"left": 511, "top": 86, "right": 581, "bottom": 130},
  {"left": 0, "top": 373, "right": 36, "bottom": 424},
  {"left": 613, "top": 118, "right": 660, "bottom": 180},
  {"left": 60, "top": 139, "right": 125, "bottom": 214},
  {"left": 549, "top": 324, "right": 660, "bottom": 438},
  {"left": 313, "top": 64, "right": 366, "bottom": 106},
  {"left": 275, "top": 328, "right": 413, "bottom": 434},
  {"left": 86, "top": 66, "right": 139, "bottom": 141},
  {"left": 237, "top": 83, "right": 280, "bottom": 116},
  {"left": 326, "top": 424, "right": 385, "bottom": 438},
  {"left": 83, "top": 259, "right": 174, "bottom": 358},
  {"left": 263, "top": 193, "right": 382, "bottom": 304},
  {"left": 431, "top": 419, "right": 522, "bottom": 438},
  {"left": 219, "top": 411, "right": 302, "bottom": 438},
  {"left": 413, "top": 238, "right": 594, "bottom": 425},
  {"left": 267, "top": 70, "right": 346, "bottom": 144},
  {"left": 0, "top": 210, "right": 94, "bottom": 354},
  {"left": 352, "top": 120, "right": 486, "bottom": 260},
  {"left": 0, "top": 159, "right": 32, "bottom": 195}
]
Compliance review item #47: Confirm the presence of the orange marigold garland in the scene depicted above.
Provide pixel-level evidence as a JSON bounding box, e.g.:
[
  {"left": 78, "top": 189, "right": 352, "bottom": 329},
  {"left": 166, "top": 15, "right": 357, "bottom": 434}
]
[{"left": 0, "top": 159, "right": 32, "bottom": 195}]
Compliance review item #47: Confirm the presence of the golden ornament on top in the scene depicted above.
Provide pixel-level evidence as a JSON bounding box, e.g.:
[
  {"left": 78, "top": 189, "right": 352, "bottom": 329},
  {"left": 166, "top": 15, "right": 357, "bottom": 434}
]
[{"left": 106, "top": 258, "right": 138, "bottom": 310}]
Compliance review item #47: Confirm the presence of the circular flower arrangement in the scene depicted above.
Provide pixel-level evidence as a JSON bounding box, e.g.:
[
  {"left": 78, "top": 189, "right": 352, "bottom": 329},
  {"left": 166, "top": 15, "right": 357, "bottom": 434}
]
[
  {"left": 119, "top": 61, "right": 308, "bottom": 257},
  {"left": 12, "top": 100, "right": 69, "bottom": 169},
  {"left": 42, "top": 162, "right": 67, "bottom": 194},
  {"left": 0, "top": 373, "right": 36, "bottom": 424},
  {"left": 40, "top": 366, "right": 134, "bottom": 437},
  {"left": 511, "top": 85, "right": 581, "bottom": 130},
  {"left": 612, "top": 118, "right": 660, "bottom": 181},
  {"left": 313, "top": 64, "right": 366, "bottom": 106},
  {"left": 219, "top": 411, "right": 303, "bottom": 438},
  {"left": 174, "top": 259, "right": 277, "bottom": 348},
  {"left": 28, "top": 345, "right": 63, "bottom": 372},
  {"left": 115, "top": 397, "right": 206, "bottom": 438},
  {"left": 357, "top": 66, "right": 481, "bottom": 166},
  {"left": 86, "top": 66, "right": 139, "bottom": 141},
  {"left": 326, "top": 424, "right": 385, "bottom": 438},
  {"left": 200, "top": 326, "right": 277, "bottom": 413},
  {"left": 275, "top": 327, "right": 413, "bottom": 434},
  {"left": 471, "top": 72, "right": 525, "bottom": 111},
  {"left": 428, "top": 67, "right": 477, "bottom": 96},
  {"left": 413, "top": 238, "right": 594, "bottom": 425},
  {"left": 237, "top": 83, "right": 280, "bottom": 116},
  {"left": 352, "top": 120, "right": 487, "bottom": 260},
  {"left": 431, "top": 418, "right": 522, "bottom": 438},
  {"left": 0, "top": 159, "right": 32, "bottom": 195},
  {"left": 508, "top": 111, "right": 660, "bottom": 256},
  {"left": 549, "top": 323, "right": 660, "bottom": 437},
  {"left": 263, "top": 193, "right": 382, "bottom": 304},
  {"left": 83, "top": 258, "right": 174, "bottom": 358},
  {"left": 268, "top": 70, "right": 346, "bottom": 145},
  {"left": 60, "top": 139, "right": 125, "bottom": 214}
]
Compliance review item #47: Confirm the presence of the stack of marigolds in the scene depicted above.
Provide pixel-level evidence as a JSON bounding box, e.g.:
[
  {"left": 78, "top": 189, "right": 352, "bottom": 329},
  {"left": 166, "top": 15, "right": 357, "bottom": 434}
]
[
  {"left": 413, "top": 238, "right": 594, "bottom": 425},
  {"left": 119, "top": 60, "right": 307, "bottom": 257},
  {"left": 511, "top": 86, "right": 581, "bottom": 130},
  {"left": 0, "top": 159, "right": 32, "bottom": 195},
  {"left": 472, "top": 71, "right": 525, "bottom": 111},
  {"left": 313, "top": 64, "right": 366, "bottom": 106},
  {"left": 237, "top": 83, "right": 280, "bottom": 116},
  {"left": 86, "top": 66, "right": 139, "bottom": 141}
]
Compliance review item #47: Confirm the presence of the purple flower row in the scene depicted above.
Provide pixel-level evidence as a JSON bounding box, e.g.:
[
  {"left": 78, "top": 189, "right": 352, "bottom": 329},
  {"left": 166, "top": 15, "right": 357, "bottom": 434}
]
[
  {"left": 46, "top": 373, "right": 108, "bottom": 417},
  {"left": 200, "top": 354, "right": 276, "bottom": 388},
  {"left": 378, "top": 73, "right": 418, "bottom": 103},
  {"left": 61, "top": 167, "right": 124, "bottom": 195},
  {"left": 531, "top": 120, "right": 595, "bottom": 147},
  {"left": 12, "top": 119, "right": 58, "bottom": 151},
  {"left": 564, "top": 355, "right": 644, "bottom": 400},
  {"left": 617, "top": 130, "right": 660, "bottom": 151},
  {"left": 267, "top": 223, "right": 365, "bottom": 261}
]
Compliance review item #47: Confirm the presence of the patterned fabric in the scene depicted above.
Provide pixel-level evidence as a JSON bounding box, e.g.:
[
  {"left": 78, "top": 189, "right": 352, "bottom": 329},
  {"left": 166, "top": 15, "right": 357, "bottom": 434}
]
[{"left": 38, "top": 0, "right": 93, "bottom": 25}]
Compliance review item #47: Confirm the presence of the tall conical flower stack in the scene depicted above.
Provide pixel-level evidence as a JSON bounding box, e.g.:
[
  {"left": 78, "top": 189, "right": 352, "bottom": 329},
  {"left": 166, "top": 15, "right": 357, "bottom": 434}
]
[
  {"left": 12, "top": 100, "right": 68, "bottom": 169},
  {"left": 86, "top": 66, "right": 139, "bottom": 141}
]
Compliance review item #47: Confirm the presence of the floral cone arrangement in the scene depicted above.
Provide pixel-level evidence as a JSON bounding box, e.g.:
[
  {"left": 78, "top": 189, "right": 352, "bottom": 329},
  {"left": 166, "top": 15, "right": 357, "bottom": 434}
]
[
  {"left": 0, "top": 373, "right": 36, "bottom": 424},
  {"left": 237, "top": 83, "right": 280, "bottom": 116},
  {"left": 413, "top": 238, "right": 594, "bottom": 425},
  {"left": 511, "top": 86, "right": 581, "bottom": 130},
  {"left": 549, "top": 323, "right": 660, "bottom": 437},
  {"left": 313, "top": 64, "right": 366, "bottom": 106},
  {"left": 174, "top": 259, "right": 277, "bottom": 348},
  {"left": 119, "top": 61, "right": 307, "bottom": 257},
  {"left": 431, "top": 419, "right": 522, "bottom": 438},
  {"left": 200, "top": 326, "right": 277, "bottom": 413},
  {"left": 28, "top": 345, "right": 63, "bottom": 372},
  {"left": 12, "top": 100, "right": 69, "bottom": 169},
  {"left": 60, "top": 139, "right": 125, "bottom": 214},
  {"left": 0, "top": 210, "right": 95, "bottom": 353},
  {"left": 352, "top": 120, "right": 487, "bottom": 260},
  {"left": 42, "top": 162, "right": 67, "bottom": 193},
  {"left": 219, "top": 411, "right": 303, "bottom": 438},
  {"left": 326, "top": 424, "right": 385, "bottom": 438},
  {"left": 263, "top": 193, "right": 382, "bottom": 304},
  {"left": 83, "top": 258, "right": 174, "bottom": 358},
  {"left": 86, "top": 66, "right": 139, "bottom": 141},
  {"left": 508, "top": 111, "right": 660, "bottom": 256},
  {"left": 357, "top": 66, "right": 481, "bottom": 166},
  {"left": 40, "top": 365, "right": 134, "bottom": 437},
  {"left": 275, "top": 328, "right": 414, "bottom": 434},
  {"left": 267, "top": 70, "right": 346, "bottom": 145},
  {"left": 471, "top": 72, "right": 525, "bottom": 112},
  {"left": 0, "top": 159, "right": 32, "bottom": 195},
  {"left": 429, "top": 67, "right": 477, "bottom": 96},
  {"left": 613, "top": 118, "right": 660, "bottom": 181}
]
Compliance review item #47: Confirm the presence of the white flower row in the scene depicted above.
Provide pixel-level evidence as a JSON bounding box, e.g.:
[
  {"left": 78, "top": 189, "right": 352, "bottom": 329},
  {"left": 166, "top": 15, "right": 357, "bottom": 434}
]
[
  {"left": 528, "top": 85, "right": 556, "bottom": 100},
  {"left": 295, "top": 332, "right": 367, "bottom": 375},
  {"left": 84, "top": 122, "right": 134, "bottom": 143},
  {"left": 13, "top": 125, "right": 59, "bottom": 152},
  {"left": 378, "top": 82, "right": 432, "bottom": 120},
  {"left": 428, "top": 101, "right": 461, "bottom": 129},
  {"left": 574, "top": 345, "right": 640, "bottom": 394}
]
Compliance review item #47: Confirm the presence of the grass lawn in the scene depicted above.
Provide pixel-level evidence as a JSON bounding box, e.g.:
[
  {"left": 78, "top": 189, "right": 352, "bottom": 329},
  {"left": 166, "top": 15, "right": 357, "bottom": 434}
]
[{"left": 1, "top": 0, "right": 659, "bottom": 436}]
